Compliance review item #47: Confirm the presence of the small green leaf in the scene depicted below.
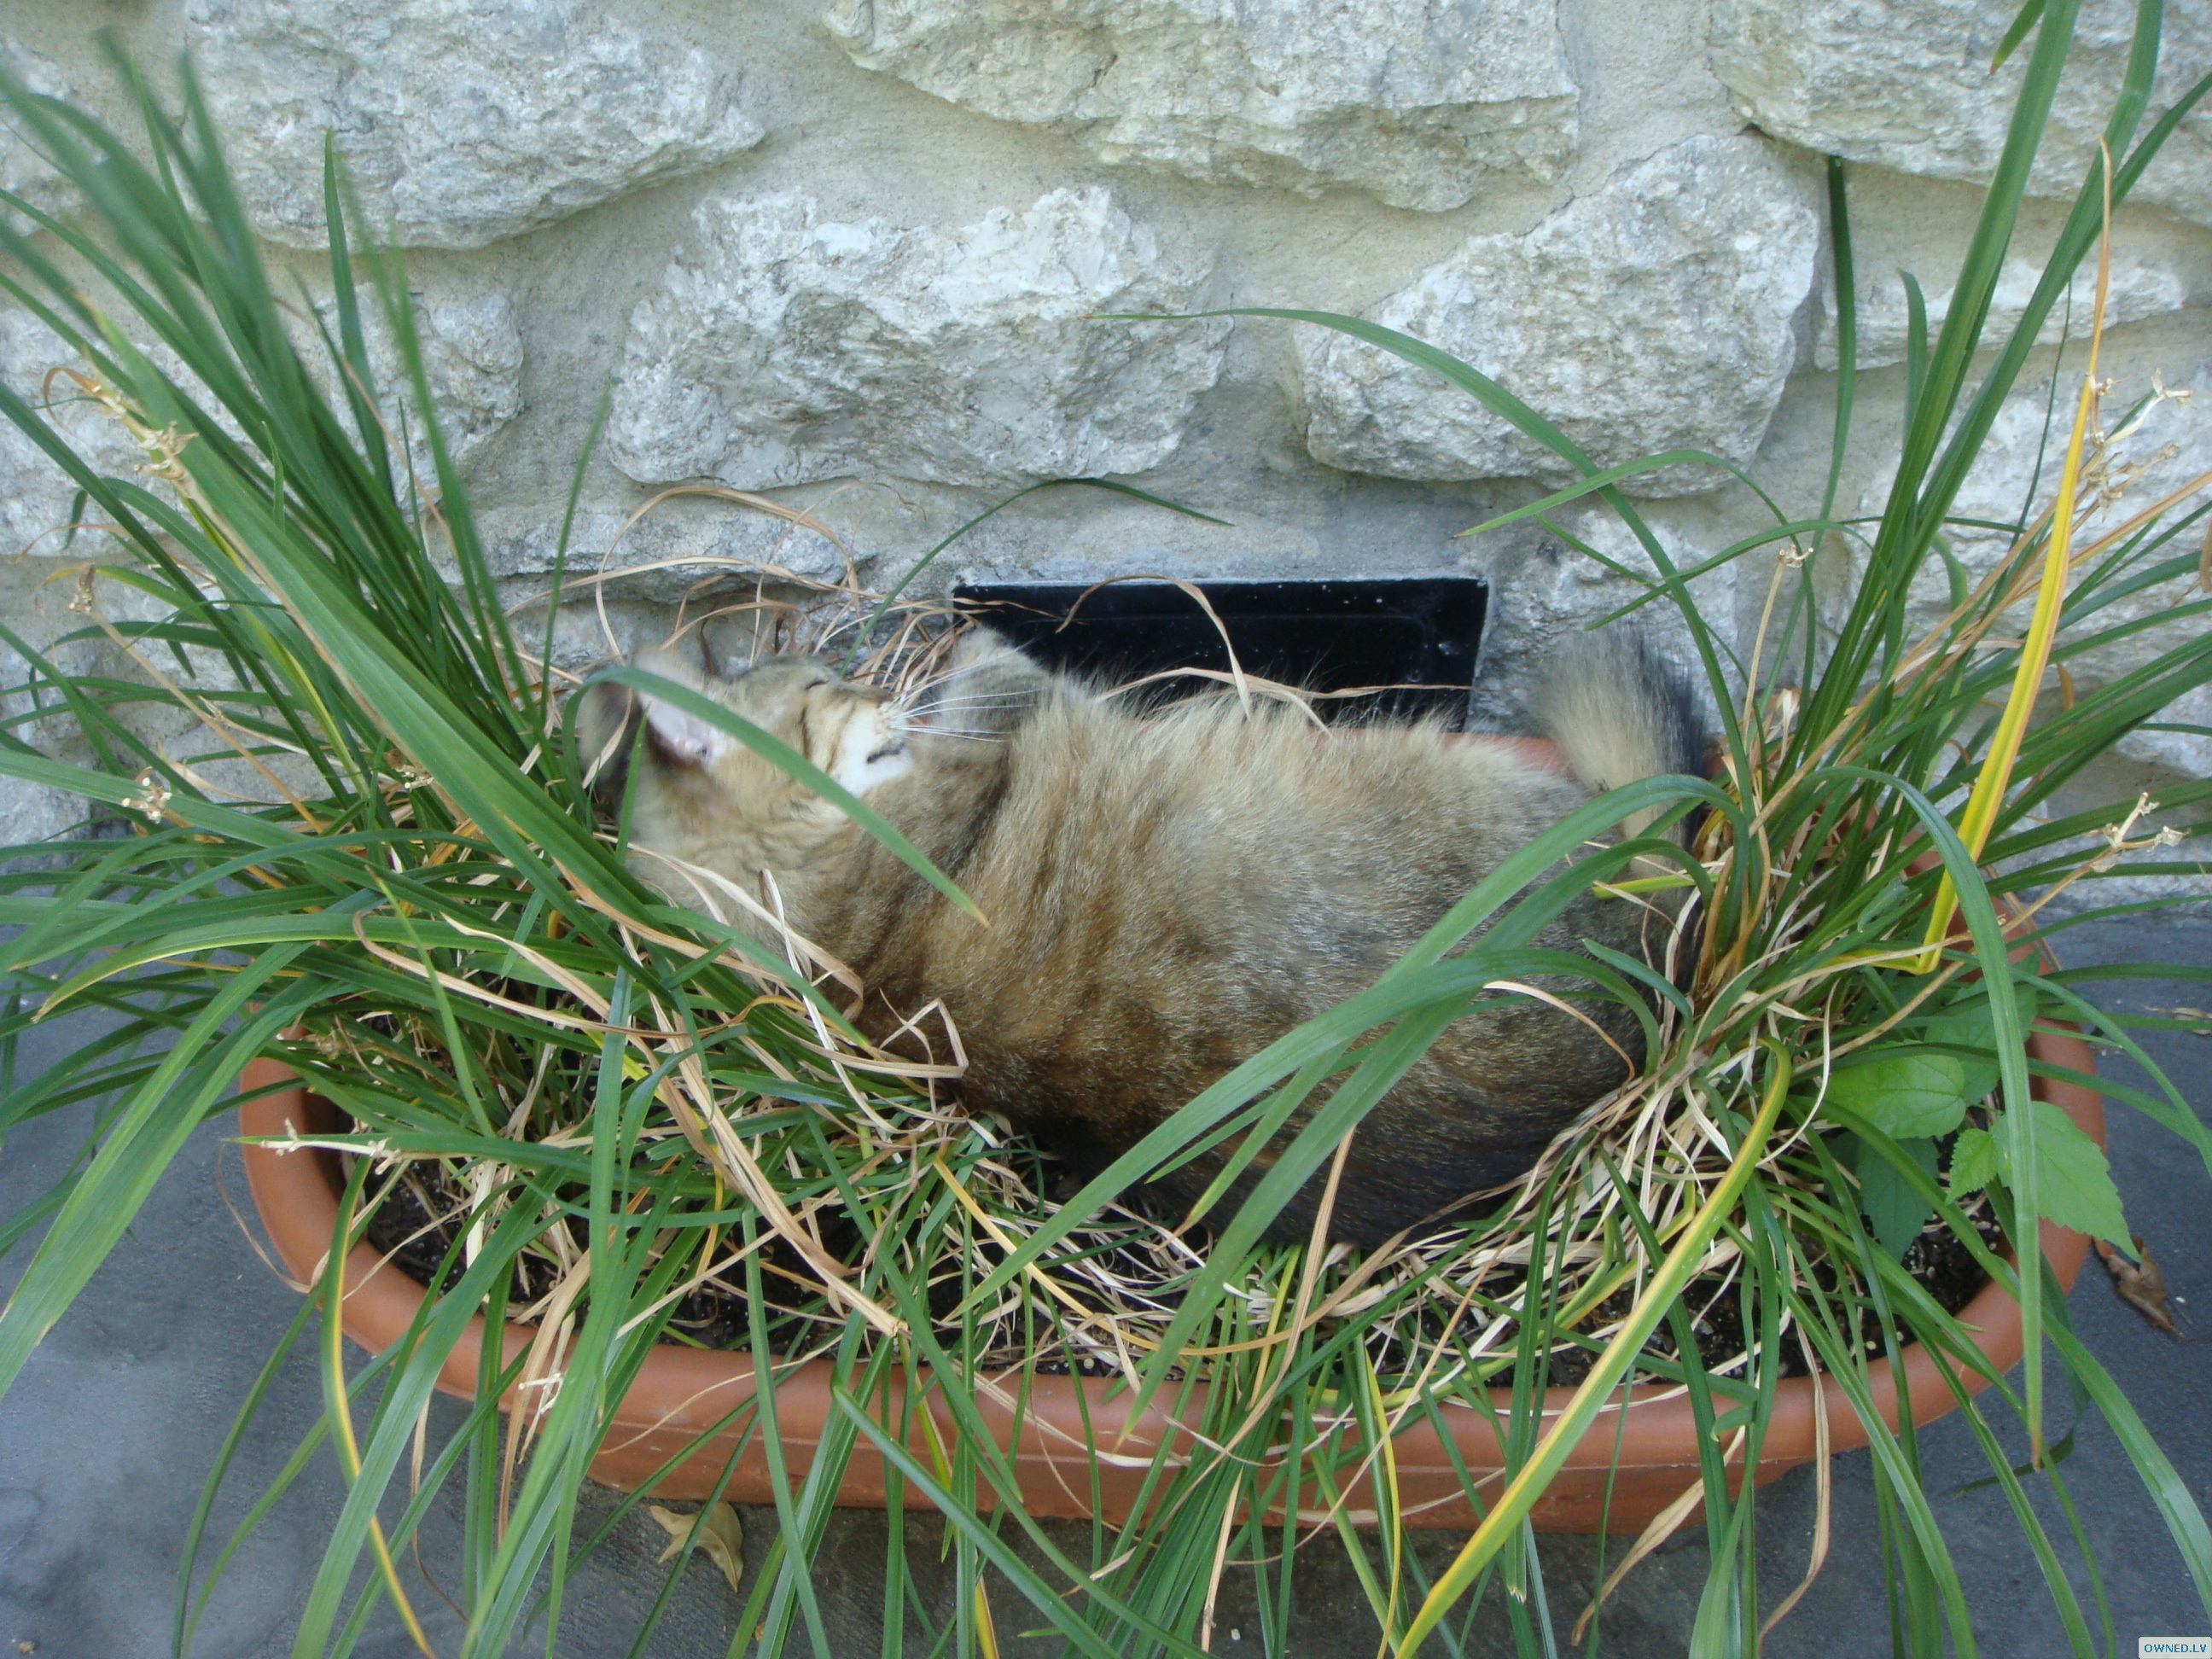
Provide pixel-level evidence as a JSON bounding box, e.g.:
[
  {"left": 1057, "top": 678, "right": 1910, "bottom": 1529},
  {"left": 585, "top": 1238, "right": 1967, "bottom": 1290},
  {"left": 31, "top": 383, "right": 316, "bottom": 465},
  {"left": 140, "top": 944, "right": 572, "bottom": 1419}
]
[
  {"left": 1948, "top": 1125, "right": 1999, "bottom": 1196},
  {"left": 1858, "top": 1135, "right": 1941, "bottom": 1260},
  {"left": 2011, "top": 1098, "right": 2130, "bottom": 1248},
  {"left": 1919, "top": 980, "right": 2040, "bottom": 1103},
  {"left": 1825, "top": 1047, "right": 1970, "bottom": 1138}
]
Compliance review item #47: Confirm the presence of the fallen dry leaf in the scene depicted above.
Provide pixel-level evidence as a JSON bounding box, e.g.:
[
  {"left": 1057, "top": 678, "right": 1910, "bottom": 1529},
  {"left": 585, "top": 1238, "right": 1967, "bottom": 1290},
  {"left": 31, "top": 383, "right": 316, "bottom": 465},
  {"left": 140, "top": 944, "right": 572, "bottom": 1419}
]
[
  {"left": 647, "top": 1501, "right": 746, "bottom": 1593},
  {"left": 2095, "top": 1235, "right": 2190, "bottom": 1337}
]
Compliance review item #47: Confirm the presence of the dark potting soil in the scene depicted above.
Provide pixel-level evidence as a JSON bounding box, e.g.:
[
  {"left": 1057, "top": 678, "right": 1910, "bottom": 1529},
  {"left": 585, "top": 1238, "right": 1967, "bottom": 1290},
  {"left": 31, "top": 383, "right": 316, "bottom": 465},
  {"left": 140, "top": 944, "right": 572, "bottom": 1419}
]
[
  {"left": 358, "top": 1147, "right": 1197, "bottom": 1371},
  {"left": 1540, "top": 1206, "right": 2005, "bottom": 1388},
  {"left": 358, "top": 1161, "right": 866, "bottom": 1353}
]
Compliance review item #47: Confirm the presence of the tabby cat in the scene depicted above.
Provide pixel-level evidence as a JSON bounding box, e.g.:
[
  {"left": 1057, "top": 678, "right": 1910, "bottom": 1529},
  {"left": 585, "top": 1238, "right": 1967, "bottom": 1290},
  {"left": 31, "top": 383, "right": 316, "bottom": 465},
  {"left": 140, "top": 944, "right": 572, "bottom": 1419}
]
[{"left": 577, "top": 627, "right": 1701, "bottom": 1247}]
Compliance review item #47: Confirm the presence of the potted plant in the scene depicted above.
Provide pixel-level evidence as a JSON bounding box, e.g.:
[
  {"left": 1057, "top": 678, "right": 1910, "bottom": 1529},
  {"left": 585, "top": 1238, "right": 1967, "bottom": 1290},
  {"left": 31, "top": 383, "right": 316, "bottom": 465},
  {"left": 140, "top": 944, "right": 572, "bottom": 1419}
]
[
  {"left": 234, "top": 1024, "right": 2108, "bottom": 1540},
  {"left": 1, "top": 12, "right": 2208, "bottom": 1655}
]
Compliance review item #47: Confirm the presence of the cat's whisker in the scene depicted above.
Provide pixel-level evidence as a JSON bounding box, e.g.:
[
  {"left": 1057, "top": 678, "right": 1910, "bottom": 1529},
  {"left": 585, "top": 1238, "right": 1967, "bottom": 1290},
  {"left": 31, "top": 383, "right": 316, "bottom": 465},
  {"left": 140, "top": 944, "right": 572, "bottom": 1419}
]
[
  {"left": 894, "top": 692, "right": 1042, "bottom": 729},
  {"left": 899, "top": 655, "right": 992, "bottom": 695},
  {"left": 899, "top": 709, "right": 1033, "bottom": 731},
  {"left": 900, "top": 704, "right": 1038, "bottom": 723},
  {"left": 890, "top": 643, "right": 1034, "bottom": 694},
  {"left": 901, "top": 690, "right": 1041, "bottom": 711},
  {"left": 891, "top": 713, "right": 1006, "bottom": 741},
  {"left": 882, "top": 672, "right": 966, "bottom": 707}
]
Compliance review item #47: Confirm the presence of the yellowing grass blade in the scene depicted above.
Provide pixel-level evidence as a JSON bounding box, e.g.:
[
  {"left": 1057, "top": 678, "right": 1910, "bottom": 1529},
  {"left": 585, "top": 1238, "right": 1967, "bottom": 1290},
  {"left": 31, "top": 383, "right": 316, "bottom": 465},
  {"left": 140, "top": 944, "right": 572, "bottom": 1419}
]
[
  {"left": 917, "top": 1405, "right": 1002, "bottom": 1659},
  {"left": 320, "top": 1180, "right": 440, "bottom": 1659},
  {"left": 1391, "top": 1042, "right": 1794, "bottom": 1657},
  {"left": 1914, "top": 154, "right": 2113, "bottom": 972}
]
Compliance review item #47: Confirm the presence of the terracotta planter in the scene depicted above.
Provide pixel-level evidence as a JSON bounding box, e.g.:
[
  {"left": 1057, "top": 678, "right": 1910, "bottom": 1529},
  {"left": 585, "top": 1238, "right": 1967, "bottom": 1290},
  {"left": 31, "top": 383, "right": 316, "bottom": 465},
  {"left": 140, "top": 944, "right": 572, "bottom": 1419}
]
[{"left": 236, "top": 1023, "right": 2098, "bottom": 1534}]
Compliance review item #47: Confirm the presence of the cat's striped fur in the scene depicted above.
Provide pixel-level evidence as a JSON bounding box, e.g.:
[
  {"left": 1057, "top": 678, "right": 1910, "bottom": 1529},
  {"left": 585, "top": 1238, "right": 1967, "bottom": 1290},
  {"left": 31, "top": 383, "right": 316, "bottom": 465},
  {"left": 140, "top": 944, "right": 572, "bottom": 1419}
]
[{"left": 578, "top": 628, "right": 1702, "bottom": 1247}]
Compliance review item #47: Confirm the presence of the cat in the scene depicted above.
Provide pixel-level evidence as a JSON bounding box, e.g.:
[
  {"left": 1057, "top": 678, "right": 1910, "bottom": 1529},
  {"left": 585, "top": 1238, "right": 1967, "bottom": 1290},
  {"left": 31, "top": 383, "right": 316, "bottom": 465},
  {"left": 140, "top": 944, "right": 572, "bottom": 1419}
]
[{"left": 576, "top": 626, "right": 1703, "bottom": 1248}]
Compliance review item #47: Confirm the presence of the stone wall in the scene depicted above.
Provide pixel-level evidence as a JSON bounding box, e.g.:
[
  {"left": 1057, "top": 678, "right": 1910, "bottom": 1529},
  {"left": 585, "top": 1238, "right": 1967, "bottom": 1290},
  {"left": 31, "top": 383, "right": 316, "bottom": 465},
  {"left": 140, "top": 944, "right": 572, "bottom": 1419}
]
[{"left": 2, "top": 0, "right": 2209, "bottom": 895}]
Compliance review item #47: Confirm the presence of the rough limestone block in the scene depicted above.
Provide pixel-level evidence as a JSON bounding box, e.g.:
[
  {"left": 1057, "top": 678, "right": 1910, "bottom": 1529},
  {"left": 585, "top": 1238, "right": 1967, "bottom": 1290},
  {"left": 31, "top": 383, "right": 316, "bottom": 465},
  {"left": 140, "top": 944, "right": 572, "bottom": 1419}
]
[
  {"left": 410, "top": 296, "right": 527, "bottom": 457},
  {"left": 478, "top": 499, "right": 858, "bottom": 597},
  {"left": 823, "top": 0, "right": 1578, "bottom": 212},
  {"left": 185, "top": 0, "right": 765, "bottom": 248},
  {"left": 1481, "top": 504, "right": 1736, "bottom": 703},
  {"left": 0, "top": 777, "right": 89, "bottom": 860},
  {"left": 608, "top": 186, "right": 1231, "bottom": 491},
  {"left": 0, "top": 41, "right": 79, "bottom": 234},
  {"left": 1878, "top": 365, "right": 2212, "bottom": 775},
  {"left": 1709, "top": 0, "right": 2212, "bottom": 230},
  {"left": 1816, "top": 249, "right": 2193, "bottom": 370},
  {"left": 1301, "top": 135, "right": 1819, "bottom": 497},
  {"left": 0, "top": 624, "right": 96, "bottom": 864},
  {"left": 319, "top": 288, "right": 527, "bottom": 471},
  {"left": 0, "top": 308, "right": 147, "bottom": 559},
  {"left": 0, "top": 289, "right": 522, "bottom": 558}
]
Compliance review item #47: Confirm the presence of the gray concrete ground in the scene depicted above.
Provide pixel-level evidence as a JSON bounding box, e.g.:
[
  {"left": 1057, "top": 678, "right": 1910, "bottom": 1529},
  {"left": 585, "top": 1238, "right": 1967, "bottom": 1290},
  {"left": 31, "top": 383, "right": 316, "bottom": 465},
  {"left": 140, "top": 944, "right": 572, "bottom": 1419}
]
[{"left": 0, "top": 915, "right": 2207, "bottom": 1656}]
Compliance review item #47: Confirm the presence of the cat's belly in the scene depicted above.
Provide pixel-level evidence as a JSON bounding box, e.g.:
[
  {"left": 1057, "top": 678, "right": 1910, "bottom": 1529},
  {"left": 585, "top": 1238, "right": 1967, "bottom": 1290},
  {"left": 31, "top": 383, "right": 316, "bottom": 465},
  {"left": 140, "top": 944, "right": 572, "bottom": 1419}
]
[
  {"left": 859, "top": 952, "right": 1636, "bottom": 1248},
  {"left": 823, "top": 727, "right": 1658, "bottom": 1245}
]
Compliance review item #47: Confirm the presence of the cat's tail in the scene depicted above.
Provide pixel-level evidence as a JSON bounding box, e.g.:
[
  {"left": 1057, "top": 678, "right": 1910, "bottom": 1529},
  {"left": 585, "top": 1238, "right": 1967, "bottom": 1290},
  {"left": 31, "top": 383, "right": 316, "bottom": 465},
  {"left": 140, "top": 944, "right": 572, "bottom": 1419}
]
[{"left": 1530, "top": 632, "right": 1707, "bottom": 841}]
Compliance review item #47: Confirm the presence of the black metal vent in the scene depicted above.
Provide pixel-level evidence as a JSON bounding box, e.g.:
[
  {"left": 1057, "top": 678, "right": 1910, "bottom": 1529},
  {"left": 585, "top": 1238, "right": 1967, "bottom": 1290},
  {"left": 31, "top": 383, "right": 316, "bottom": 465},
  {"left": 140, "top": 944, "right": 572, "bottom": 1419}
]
[{"left": 951, "top": 576, "right": 1487, "bottom": 728}]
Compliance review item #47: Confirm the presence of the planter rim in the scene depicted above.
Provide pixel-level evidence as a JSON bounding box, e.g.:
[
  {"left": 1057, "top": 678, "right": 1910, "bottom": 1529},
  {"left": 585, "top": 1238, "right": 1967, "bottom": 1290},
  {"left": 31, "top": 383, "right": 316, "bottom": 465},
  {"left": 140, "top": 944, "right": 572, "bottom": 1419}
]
[{"left": 235, "top": 1022, "right": 2098, "bottom": 1533}]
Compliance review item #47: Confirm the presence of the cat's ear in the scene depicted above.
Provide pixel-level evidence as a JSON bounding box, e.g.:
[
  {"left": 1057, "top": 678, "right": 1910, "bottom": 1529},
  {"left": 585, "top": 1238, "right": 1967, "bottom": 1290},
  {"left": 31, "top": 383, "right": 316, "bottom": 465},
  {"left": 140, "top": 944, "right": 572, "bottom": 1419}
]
[
  {"left": 640, "top": 691, "right": 733, "bottom": 768},
  {"left": 947, "top": 626, "right": 1013, "bottom": 668}
]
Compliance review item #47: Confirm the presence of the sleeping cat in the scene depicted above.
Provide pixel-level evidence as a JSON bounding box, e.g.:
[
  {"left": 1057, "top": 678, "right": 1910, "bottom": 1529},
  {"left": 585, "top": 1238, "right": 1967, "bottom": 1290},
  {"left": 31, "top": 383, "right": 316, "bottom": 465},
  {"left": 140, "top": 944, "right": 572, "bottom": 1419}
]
[{"left": 576, "top": 627, "right": 1702, "bottom": 1248}]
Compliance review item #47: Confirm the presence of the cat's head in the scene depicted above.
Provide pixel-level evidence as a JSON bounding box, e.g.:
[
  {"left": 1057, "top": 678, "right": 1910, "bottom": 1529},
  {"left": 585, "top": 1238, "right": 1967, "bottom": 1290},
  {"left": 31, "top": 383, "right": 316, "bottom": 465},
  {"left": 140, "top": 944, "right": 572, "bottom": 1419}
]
[{"left": 576, "top": 649, "right": 916, "bottom": 848}]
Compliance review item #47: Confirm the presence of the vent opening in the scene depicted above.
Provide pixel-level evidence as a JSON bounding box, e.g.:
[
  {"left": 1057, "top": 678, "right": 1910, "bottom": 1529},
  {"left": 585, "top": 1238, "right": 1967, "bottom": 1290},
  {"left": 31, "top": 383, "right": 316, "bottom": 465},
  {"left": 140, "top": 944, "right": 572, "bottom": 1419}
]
[{"left": 952, "top": 576, "right": 1487, "bottom": 728}]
